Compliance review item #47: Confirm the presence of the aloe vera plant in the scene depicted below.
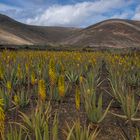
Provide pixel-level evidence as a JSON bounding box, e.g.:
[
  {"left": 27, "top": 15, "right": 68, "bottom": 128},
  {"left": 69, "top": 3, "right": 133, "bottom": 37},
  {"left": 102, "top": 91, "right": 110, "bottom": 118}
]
[
  {"left": 111, "top": 91, "right": 140, "bottom": 140},
  {"left": 125, "top": 66, "right": 140, "bottom": 88},
  {"left": 84, "top": 92, "right": 112, "bottom": 124},
  {"left": 6, "top": 125, "right": 25, "bottom": 140},
  {"left": 0, "top": 87, "right": 10, "bottom": 110},
  {"left": 13, "top": 88, "right": 30, "bottom": 108},
  {"left": 81, "top": 70, "right": 112, "bottom": 124},
  {"left": 120, "top": 128, "right": 140, "bottom": 140},
  {"left": 107, "top": 72, "right": 126, "bottom": 103},
  {"left": 111, "top": 90, "right": 140, "bottom": 121},
  {"left": 64, "top": 120, "right": 99, "bottom": 140},
  {"left": 136, "top": 128, "right": 140, "bottom": 140},
  {"left": 65, "top": 70, "right": 79, "bottom": 84},
  {"left": 19, "top": 102, "right": 51, "bottom": 139},
  {"left": 29, "top": 112, "right": 58, "bottom": 140},
  {"left": 18, "top": 102, "right": 59, "bottom": 140}
]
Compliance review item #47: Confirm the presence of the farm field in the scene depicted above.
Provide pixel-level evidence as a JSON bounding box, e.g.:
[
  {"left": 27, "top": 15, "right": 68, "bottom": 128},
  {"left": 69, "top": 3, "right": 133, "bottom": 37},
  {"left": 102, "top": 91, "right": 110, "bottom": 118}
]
[{"left": 0, "top": 50, "right": 140, "bottom": 140}]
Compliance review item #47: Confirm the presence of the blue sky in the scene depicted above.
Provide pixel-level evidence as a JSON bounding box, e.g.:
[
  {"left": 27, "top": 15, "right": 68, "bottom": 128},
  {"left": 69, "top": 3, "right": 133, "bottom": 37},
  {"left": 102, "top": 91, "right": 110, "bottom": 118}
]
[{"left": 0, "top": 0, "right": 140, "bottom": 27}]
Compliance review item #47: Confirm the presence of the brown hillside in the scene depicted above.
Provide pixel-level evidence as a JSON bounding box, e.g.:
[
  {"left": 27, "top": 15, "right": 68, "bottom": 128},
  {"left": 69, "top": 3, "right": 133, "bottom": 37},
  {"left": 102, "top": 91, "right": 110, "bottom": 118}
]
[
  {"left": 0, "top": 14, "right": 80, "bottom": 45},
  {"left": 63, "top": 19, "right": 140, "bottom": 48},
  {"left": 0, "top": 14, "right": 140, "bottom": 48}
]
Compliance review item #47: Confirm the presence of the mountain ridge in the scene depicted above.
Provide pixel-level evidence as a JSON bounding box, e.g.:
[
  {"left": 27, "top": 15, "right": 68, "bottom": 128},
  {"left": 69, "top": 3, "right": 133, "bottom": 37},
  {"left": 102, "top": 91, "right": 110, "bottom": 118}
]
[{"left": 0, "top": 14, "right": 140, "bottom": 49}]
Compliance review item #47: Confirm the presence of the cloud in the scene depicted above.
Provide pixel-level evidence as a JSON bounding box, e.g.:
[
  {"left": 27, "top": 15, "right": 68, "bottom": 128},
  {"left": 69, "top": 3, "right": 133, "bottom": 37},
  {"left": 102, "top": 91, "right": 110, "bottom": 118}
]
[
  {"left": 0, "top": 3, "right": 21, "bottom": 18},
  {"left": 26, "top": 0, "right": 133, "bottom": 27},
  {"left": 0, "top": 2, "right": 43, "bottom": 22},
  {"left": 111, "top": 10, "right": 134, "bottom": 19},
  {"left": 0, "top": 3, "right": 18, "bottom": 11},
  {"left": 133, "top": 5, "right": 140, "bottom": 20},
  {"left": 0, "top": 0, "right": 138, "bottom": 27}
]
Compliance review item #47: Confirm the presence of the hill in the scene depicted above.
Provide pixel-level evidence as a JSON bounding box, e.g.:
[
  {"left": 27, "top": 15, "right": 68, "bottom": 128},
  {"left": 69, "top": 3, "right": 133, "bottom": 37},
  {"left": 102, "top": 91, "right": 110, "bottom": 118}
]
[
  {"left": 0, "top": 14, "right": 140, "bottom": 49},
  {"left": 0, "top": 14, "right": 80, "bottom": 45},
  {"left": 63, "top": 19, "right": 140, "bottom": 49}
]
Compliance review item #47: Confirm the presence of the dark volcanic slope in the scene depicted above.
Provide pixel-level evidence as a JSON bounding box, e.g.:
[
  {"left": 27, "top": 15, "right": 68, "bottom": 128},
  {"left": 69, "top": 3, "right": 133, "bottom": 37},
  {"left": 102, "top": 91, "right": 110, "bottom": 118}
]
[
  {"left": 0, "top": 14, "right": 140, "bottom": 48},
  {"left": 63, "top": 19, "right": 140, "bottom": 48},
  {"left": 0, "top": 14, "right": 80, "bottom": 45}
]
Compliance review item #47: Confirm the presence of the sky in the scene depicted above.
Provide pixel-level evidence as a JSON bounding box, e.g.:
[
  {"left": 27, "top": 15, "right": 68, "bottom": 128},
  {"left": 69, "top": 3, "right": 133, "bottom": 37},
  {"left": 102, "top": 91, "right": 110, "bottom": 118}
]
[{"left": 0, "top": 0, "right": 140, "bottom": 27}]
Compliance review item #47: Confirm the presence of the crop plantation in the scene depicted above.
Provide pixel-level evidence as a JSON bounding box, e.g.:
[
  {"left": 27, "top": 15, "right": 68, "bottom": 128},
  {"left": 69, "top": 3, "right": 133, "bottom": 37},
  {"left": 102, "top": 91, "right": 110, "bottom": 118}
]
[{"left": 0, "top": 50, "right": 140, "bottom": 140}]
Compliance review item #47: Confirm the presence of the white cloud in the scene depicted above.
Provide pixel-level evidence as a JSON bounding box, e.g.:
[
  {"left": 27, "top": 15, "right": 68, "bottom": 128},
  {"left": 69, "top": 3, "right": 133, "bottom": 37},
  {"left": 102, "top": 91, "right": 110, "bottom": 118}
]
[
  {"left": 133, "top": 5, "right": 140, "bottom": 20},
  {"left": 0, "top": 0, "right": 137, "bottom": 27},
  {"left": 111, "top": 11, "right": 133, "bottom": 19},
  {"left": 0, "top": 3, "right": 21, "bottom": 19},
  {"left": 26, "top": 0, "right": 132, "bottom": 27},
  {"left": 0, "top": 3, "right": 20, "bottom": 11}
]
